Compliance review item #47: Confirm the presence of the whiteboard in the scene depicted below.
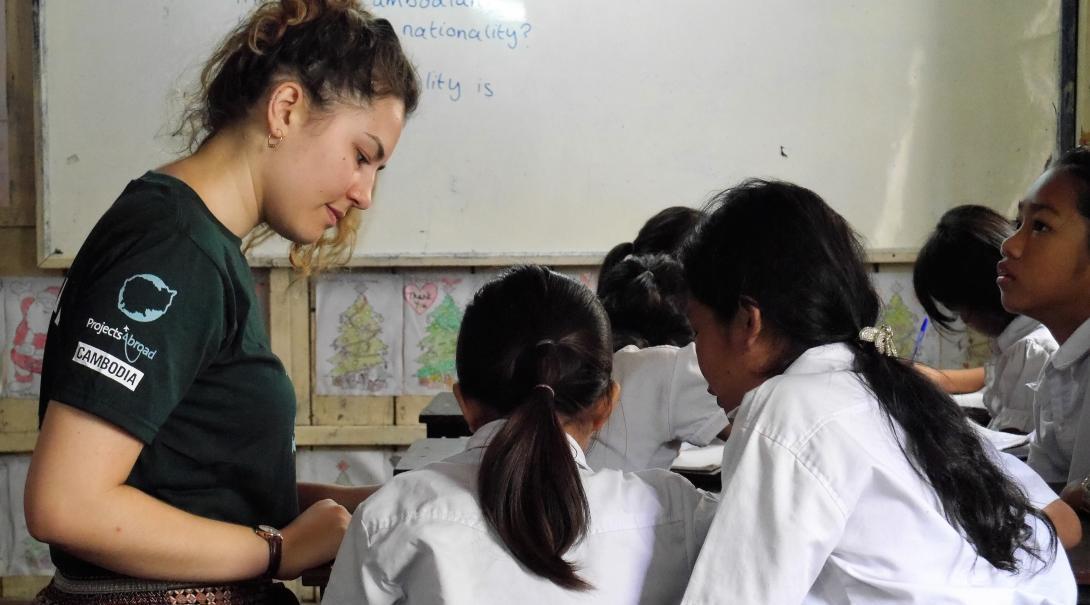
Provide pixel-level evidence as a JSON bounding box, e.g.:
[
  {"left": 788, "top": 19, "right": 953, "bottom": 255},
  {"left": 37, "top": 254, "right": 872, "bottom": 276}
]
[{"left": 38, "top": 0, "right": 1060, "bottom": 267}]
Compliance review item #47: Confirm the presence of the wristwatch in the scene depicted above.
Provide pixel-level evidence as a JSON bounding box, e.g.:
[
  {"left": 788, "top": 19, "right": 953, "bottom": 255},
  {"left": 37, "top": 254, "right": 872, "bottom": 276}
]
[{"left": 253, "top": 525, "right": 283, "bottom": 580}]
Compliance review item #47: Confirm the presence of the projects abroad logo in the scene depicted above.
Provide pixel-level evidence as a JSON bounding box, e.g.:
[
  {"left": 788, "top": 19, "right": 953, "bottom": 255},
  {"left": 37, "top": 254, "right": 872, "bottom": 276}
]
[
  {"left": 118, "top": 274, "right": 177, "bottom": 323},
  {"left": 86, "top": 317, "right": 158, "bottom": 363}
]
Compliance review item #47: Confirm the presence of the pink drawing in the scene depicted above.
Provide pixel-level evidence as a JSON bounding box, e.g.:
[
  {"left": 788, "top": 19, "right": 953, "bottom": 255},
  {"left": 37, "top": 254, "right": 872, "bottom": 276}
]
[
  {"left": 10, "top": 286, "right": 60, "bottom": 390},
  {"left": 404, "top": 283, "right": 438, "bottom": 316},
  {"left": 439, "top": 277, "right": 463, "bottom": 292}
]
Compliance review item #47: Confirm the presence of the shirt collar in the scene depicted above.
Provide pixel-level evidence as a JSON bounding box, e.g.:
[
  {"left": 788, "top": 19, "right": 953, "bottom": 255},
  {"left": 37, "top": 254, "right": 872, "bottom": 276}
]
[
  {"left": 1050, "top": 317, "right": 1090, "bottom": 370},
  {"left": 781, "top": 342, "right": 856, "bottom": 376},
  {"left": 996, "top": 315, "right": 1043, "bottom": 351},
  {"left": 466, "top": 418, "right": 591, "bottom": 470}
]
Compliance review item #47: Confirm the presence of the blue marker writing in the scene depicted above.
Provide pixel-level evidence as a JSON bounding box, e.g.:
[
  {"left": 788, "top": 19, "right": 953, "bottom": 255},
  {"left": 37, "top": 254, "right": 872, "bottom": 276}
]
[{"left": 910, "top": 317, "right": 929, "bottom": 362}]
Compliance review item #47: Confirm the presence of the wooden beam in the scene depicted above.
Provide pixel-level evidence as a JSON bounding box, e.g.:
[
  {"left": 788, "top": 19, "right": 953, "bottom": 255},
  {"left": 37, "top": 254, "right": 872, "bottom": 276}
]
[
  {"left": 269, "top": 268, "right": 312, "bottom": 425},
  {"left": 295, "top": 425, "right": 424, "bottom": 446}
]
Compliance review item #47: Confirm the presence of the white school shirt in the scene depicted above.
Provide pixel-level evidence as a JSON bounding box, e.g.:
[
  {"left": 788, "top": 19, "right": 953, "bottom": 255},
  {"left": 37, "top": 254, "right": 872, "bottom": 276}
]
[
  {"left": 587, "top": 344, "right": 728, "bottom": 472},
  {"left": 983, "top": 316, "right": 1057, "bottom": 433},
  {"left": 681, "top": 343, "right": 1074, "bottom": 605},
  {"left": 323, "top": 419, "right": 720, "bottom": 605},
  {"left": 1029, "top": 317, "right": 1090, "bottom": 483}
]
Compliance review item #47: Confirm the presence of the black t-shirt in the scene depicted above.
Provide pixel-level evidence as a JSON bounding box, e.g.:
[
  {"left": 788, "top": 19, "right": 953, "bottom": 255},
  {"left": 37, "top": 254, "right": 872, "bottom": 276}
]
[{"left": 39, "top": 171, "right": 299, "bottom": 579}]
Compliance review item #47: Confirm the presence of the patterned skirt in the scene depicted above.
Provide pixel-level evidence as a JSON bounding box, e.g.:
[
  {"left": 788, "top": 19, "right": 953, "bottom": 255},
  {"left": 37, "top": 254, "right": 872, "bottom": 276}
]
[{"left": 32, "top": 574, "right": 299, "bottom": 605}]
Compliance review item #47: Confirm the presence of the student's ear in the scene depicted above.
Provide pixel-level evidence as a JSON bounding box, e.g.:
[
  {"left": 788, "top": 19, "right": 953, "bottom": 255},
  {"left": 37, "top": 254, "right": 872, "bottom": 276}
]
[
  {"left": 588, "top": 380, "right": 620, "bottom": 431},
  {"left": 453, "top": 385, "right": 479, "bottom": 433},
  {"left": 265, "top": 81, "right": 307, "bottom": 140},
  {"left": 453, "top": 383, "right": 487, "bottom": 433},
  {"left": 737, "top": 299, "right": 765, "bottom": 350}
]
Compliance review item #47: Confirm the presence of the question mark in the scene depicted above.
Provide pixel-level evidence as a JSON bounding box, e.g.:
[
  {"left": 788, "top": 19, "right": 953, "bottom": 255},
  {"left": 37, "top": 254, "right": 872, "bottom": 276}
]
[{"left": 521, "top": 23, "right": 532, "bottom": 40}]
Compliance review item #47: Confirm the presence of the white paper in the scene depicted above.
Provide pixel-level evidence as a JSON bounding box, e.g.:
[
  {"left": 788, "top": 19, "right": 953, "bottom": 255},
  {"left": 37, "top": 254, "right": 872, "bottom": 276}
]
[
  {"left": 315, "top": 273, "right": 404, "bottom": 396},
  {"left": 969, "top": 421, "right": 1030, "bottom": 452},
  {"left": 0, "top": 454, "right": 54, "bottom": 575},
  {"left": 670, "top": 443, "right": 724, "bottom": 472},
  {"left": 295, "top": 448, "right": 397, "bottom": 488}
]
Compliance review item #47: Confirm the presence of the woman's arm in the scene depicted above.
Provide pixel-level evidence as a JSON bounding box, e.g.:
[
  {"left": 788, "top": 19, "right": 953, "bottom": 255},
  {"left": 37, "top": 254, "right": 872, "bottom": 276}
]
[
  {"left": 913, "top": 364, "right": 986, "bottom": 394},
  {"left": 298, "top": 482, "right": 382, "bottom": 514},
  {"left": 26, "top": 401, "right": 350, "bottom": 581}
]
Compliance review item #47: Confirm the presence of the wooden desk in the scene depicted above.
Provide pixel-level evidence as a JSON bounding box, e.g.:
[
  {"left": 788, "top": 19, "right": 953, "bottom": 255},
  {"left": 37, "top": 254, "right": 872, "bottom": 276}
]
[{"left": 418, "top": 392, "right": 471, "bottom": 438}]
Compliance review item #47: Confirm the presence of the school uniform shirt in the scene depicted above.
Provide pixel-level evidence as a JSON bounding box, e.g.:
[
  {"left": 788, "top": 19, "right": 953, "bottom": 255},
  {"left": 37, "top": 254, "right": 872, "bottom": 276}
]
[
  {"left": 323, "top": 419, "right": 720, "bottom": 605},
  {"left": 37, "top": 172, "right": 298, "bottom": 579},
  {"left": 587, "top": 344, "right": 728, "bottom": 472},
  {"left": 681, "top": 343, "right": 1074, "bottom": 605},
  {"left": 983, "top": 316, "right": 1057, "bottom": 433},
  {"left": 1028, "top": 317, "right": 1090, "bottom": 484}
]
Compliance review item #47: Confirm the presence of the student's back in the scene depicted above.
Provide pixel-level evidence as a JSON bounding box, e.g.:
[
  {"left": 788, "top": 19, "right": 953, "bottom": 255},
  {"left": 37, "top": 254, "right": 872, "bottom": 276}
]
[
  {"left": 325, "top": 421, "right": 716, "bottom": 604},
  {"left": 590, "top": 254, "right": 726, "bottom": 471}
]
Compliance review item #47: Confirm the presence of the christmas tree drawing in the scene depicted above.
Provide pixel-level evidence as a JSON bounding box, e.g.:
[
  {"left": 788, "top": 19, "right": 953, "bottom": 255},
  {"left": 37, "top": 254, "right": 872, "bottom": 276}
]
[
  {"left": 416, "top": 293, "right": 462, "bottom": 387},
  {"left": 877, "top": 289, "right": 919, "bottom": 357},
  {"left": 328, "top": 288, "right": 390, "bottom": 391}
]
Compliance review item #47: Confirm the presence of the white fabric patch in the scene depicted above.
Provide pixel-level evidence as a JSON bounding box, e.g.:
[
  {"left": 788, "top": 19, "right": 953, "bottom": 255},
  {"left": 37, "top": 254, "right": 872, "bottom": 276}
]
[{"left": 71, "top": 341, "right": 144, "bottom": 391}]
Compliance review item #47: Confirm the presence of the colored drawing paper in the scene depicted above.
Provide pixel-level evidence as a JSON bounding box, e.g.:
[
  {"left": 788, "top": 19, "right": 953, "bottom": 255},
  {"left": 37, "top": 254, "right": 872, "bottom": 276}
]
[
  {"left": 2, "top": 277, "right": 64, "bottom": 398},
  {"left": 296, "top": 448, "right": 396, "bottom": 487},
  {"left": 402, "top": 271, "right": 483, "bottom": 395},
  {"left": 869, "top": 268, "right": 943, "bottom": 366},
  {"left": 556, "top": 267, "right": 599, "bottom": 294},
  {"left": 315, "top": 273, "right": 404, "bottom": 396}
]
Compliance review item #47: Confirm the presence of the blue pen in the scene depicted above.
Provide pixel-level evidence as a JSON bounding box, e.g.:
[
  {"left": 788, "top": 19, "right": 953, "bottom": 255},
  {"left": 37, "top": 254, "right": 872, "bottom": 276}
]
[{"left": 910, "top": 318, "right": 929, "bottom": 362}]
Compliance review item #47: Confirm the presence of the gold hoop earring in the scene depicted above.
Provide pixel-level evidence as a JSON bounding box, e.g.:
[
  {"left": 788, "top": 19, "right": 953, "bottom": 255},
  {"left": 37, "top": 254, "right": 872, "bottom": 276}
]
[{"left": 267, "top": 131, "right": 284, "bottom": 149}]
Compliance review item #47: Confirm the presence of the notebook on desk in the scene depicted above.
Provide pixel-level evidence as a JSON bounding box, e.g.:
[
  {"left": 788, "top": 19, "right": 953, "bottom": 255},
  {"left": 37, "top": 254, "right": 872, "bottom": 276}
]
[{"left": 670, "top": 443, "right": 725, "bottom": 474}]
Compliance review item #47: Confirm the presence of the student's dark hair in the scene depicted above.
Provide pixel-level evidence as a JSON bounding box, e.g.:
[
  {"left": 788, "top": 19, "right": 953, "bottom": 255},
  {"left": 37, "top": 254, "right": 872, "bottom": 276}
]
[
  {"left": 913, "top": 205, "right": 1015, "bottom": 334},
  {"left": 598, "top": 253, "right": 692, "bottom": 350},
  {"left": 1051, "top": 146, "right": 1090, "bottom": 229},
  {"left": 457, "top": 265, "right": 614, "bottom": 591},
  {"left": 599, "top": 206, "right": 702, "bottom": 279},
  {"left": 681, "top": 179, "right": 1054, "bottom": 572}
]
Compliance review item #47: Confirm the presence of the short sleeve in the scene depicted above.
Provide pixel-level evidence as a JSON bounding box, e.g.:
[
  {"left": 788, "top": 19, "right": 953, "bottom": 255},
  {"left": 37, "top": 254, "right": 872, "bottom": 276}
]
[
  {"left": 44, "top": 229, "right": 226, "bottom": 444},
  {"left": 669, "top": 343, "right": 729, "bottom": 446}
]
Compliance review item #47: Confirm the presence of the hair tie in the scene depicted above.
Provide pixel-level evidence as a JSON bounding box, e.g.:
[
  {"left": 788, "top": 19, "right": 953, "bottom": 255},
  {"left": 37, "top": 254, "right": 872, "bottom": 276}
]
[
  {"left": 533, "top": 384, "right": 556, "bottom": 398},
  {"left": 859, "top": 325, "right": 898, "bottom": 357}
]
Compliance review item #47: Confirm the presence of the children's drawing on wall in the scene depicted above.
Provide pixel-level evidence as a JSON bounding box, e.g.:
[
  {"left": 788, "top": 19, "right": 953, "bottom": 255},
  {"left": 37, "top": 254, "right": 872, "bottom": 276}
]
[
  {"left": 3, "top": 278, "right": 64, "bottom": 398},
  {"left": 402, "top": 271, "right": 481, "bottom": 395},
  {"left": 1, "top": 455, "right": 55, "bottom": 575},
  {"left": 869, "top": 269, "right": 948, "bottom": 368},
  {"left": 315, "top": 273, "right": 403, "bottom": 396}
]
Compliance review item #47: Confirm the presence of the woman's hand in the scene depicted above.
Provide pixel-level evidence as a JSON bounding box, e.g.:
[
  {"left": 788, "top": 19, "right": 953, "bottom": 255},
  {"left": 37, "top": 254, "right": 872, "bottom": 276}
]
[{"left": 276, "top": 499, "right": 351, "bottom": 579}]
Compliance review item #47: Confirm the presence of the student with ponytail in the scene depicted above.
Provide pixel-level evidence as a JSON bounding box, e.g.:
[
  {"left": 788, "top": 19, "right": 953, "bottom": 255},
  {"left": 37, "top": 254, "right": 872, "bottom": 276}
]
[
  {"left": 324, "top": 266, "right": 718, "bottom": 604},
  {"left": 680, "top": 180, "right": 1073, "bottom": 603},
  {"left": 25, "top": 1, "right": 419, "bottom": 601}
]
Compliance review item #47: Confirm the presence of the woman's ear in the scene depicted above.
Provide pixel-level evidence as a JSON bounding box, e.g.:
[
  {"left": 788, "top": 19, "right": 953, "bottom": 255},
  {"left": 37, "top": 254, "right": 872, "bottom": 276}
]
[{"left": 265, "top": 81, "right": 307, "bottom": 138}]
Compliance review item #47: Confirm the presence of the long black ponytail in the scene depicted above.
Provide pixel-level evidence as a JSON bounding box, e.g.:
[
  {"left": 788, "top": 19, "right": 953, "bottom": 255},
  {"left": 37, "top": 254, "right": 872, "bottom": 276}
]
[
  {"left": 681, "top": 179, "right": 1054, "bottom": 571},
  {"left": 456, "top": 265, "right": 614, "bottom": 590}
]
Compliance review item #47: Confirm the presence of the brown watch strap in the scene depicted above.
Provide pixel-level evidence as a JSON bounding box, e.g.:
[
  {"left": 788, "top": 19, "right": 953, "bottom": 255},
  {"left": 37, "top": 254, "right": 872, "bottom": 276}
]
[{"left": 254, "top": 525, "right": 283, "bottom": 579}]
